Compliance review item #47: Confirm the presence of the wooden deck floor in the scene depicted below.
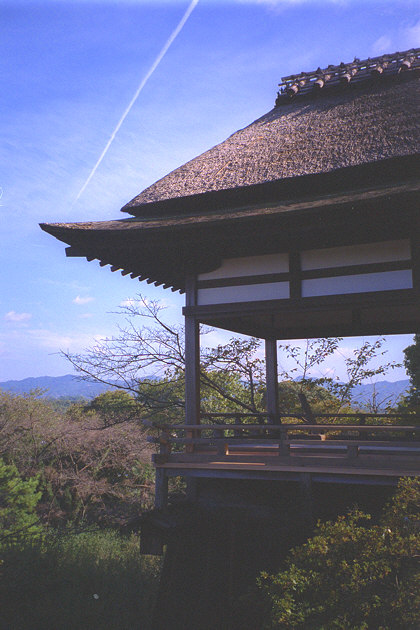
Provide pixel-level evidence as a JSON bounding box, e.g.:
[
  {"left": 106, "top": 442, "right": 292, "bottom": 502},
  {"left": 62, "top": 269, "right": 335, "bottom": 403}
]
[
  {"left": 155, "top": 445, "right": 420, "bottom": 482},
  {"left": 151, "top": 422, "right": 420, "bottom": 506}
]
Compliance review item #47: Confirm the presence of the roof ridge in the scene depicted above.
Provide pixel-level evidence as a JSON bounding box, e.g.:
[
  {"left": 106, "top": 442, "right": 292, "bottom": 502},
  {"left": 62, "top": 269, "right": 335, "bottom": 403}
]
[{"left": 276, "top": 47, "right": 420, "bottom": 105}]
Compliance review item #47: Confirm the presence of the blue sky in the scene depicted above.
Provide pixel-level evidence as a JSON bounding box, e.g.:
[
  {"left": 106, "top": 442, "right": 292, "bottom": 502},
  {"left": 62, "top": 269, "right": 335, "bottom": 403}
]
[{"left": 1, "top": 0, "right": 419, "bottom": 382}]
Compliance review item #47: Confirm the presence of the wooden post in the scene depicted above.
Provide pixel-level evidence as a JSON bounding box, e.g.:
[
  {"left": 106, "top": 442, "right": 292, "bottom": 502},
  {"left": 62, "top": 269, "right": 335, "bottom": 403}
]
[
  {"left": 185, "top": 276, "right": 200, "bottom": 427},
  {"left": 185, "top": 315, "right": 200, "bottom": 426},
  {"left": 185, "top": 277, "right": 200, "bottom": 504},
  {"left": 265, "top": 338, "right": 280, "bottom": 424},
  {"left": 155, "top": 468, "right": 168, "bottom": 510},
  {"left": 300, "top": 472, "right": 314, "bottom": 530},
  {"left": 186, "top": 477, "right": 198, "bottom": 502}
]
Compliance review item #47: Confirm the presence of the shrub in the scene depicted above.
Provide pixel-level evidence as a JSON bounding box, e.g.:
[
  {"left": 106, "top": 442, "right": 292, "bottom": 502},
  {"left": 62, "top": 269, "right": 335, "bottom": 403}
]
[{"left": 258, "top": 478, "right": 420, "bottom": 629}]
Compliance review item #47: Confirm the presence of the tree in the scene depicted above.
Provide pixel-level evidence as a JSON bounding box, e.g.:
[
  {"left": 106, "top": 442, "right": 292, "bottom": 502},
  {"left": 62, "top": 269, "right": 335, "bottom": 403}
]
[
  {"left": 403, "top": 334, "right": 420, "bottom": 408},
  {"left": 278, "top": 337, "right": 401, "bottom": 412},
  {"left": 63, "top": 297, "right": 268, "bottom": 421},
  {"left": 0, "top": 390, "right": 153, "bottom": 527},
  {"left": 63, "top": 295, "right": 401, "bottom": 423},
  {"left": 86, "top": 390, "right": 141, "bottom": 427},
  {"left": 257, "top": 478, "right": 420, "bottom": 629},
  {"left": 0, "top": 458, "right": 42, "bottom": 548}
]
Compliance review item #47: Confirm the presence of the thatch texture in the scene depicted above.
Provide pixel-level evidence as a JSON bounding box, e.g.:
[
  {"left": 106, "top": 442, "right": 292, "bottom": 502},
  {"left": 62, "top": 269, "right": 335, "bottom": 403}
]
[
  {"left": 124, "top": 74, "right": 419, "bottom": 213},
  {"left": 41, "top": 50, "right": 420, "bottom": 297}
]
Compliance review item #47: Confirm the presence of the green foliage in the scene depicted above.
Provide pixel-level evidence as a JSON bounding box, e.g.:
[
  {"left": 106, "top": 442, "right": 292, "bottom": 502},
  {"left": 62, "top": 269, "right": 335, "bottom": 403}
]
[
  {"left": 0, "top": 458, "right": 43, "bottom": 548},
  {"left": 87, "top": 389, "right": 140, "bottom": 426},
  {"left": 0, "top": 529, "right": 162, "bottom": 630},
  {"left": 277, "top": 380, "right": 343, "bottom": 416},
  {"left": 136, "top": 374, "right": 186, "bottom": 424},
  {"left": 279, "top": 337, "right": 401, "bottom": 412},
  {"left": 0, "top": 390, "right": 154, "bottom": 527},
  {"left": 401, "top": 334, "right": 420, "bottom": 411},
  {"left": 258, "top": 478, "right": 420, "bottom": 629}
]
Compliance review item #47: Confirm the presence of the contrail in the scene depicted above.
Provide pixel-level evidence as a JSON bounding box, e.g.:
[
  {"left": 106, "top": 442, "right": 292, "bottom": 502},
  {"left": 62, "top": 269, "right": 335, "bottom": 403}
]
[{"left": 74, "top": 0, "right": 199, "bottom": 204}]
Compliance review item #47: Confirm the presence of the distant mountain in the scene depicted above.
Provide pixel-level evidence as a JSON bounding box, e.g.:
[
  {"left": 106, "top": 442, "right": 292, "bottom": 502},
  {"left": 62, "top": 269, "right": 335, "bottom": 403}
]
[
  {"left": 0, "top": 374, "right": 410, "bottom": 408},
  {"left": 0, "top": 374, "right": 117, "bottom": 400},
  {"left": 351, "top": 379, "right": 409, "bottom": 409}
]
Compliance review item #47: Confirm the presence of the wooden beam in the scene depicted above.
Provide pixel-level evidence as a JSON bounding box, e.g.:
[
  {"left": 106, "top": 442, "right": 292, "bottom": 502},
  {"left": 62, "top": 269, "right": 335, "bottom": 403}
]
[{"left": 265, "top": 339, "right": 280, "bottom": 424}]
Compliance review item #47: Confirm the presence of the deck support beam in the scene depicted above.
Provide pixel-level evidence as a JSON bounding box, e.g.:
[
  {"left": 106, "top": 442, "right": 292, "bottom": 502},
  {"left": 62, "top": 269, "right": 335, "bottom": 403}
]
[{"left": 265, "top": 338, "right": 280, "bottom": 424}]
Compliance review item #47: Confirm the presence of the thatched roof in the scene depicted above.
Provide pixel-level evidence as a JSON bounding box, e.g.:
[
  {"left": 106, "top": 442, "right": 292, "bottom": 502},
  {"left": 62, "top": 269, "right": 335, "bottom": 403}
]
[
  {"left": 40, "top": 49, "right": 420, "bottom": 293},
  {"left": 40, "top": 159, "right": 420, "bottom": 292},
  {"left": 124, "top": 50, "right": 419, "bottom": 214}
]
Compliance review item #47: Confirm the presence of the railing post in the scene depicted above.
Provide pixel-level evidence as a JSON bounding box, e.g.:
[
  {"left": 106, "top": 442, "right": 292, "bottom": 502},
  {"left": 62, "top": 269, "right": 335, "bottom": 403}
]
[
  {"left": 347, "top": 444, "right": 359, "bottom": 461},
  {"left": 278, "top": 426, "right": 290, "bottom": 456},
  {"left": 214, "top": 428, "right": 227, "bottom": 455},
  {"left": 234, "top": 413, "right": 241, "bottom": 437},
  {"left": 160, "top": 430, "right": 171, "bottom": 461}
]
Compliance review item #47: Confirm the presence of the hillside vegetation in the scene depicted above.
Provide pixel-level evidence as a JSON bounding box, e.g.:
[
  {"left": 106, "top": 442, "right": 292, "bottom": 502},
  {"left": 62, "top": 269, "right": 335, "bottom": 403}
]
[
  {"left": 1, "top": 330, "right": 419, "bottom": 630},
  {"left": 0, "top": 389, "right": 162, "bottom": 630}
]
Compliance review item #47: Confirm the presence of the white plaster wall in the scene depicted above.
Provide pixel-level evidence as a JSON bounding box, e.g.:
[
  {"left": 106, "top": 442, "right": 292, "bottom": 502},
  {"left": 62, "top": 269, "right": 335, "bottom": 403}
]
[
  {"left": 301, "top": 240, "right": 410, "bottom": 271},
  {"left": 302, "top": 270, "right": 412, "bottom": 297},
  {"left": 199, "top": 253, "right": 289, "bottom": 280},
  {"left": 197, "top": 282, "right": 290, "bottom": 305}
]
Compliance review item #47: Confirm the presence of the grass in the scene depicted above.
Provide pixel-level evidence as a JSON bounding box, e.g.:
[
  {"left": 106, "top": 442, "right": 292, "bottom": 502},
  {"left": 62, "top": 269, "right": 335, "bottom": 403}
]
[{"left": 0, "top": 529, "right": 162, "bottom": 630}]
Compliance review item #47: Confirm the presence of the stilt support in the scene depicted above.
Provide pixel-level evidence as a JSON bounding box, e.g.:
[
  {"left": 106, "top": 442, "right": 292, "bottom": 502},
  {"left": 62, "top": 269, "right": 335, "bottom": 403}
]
[{"left": 155, "top": 468, "right": 168, "bottom": 510}]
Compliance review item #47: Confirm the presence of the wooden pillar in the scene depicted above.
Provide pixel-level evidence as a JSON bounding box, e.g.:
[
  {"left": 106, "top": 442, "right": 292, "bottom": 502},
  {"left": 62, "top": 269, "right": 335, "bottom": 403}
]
[
  {"left": 300, "top": 472, "right": 314, "bottom": 531},
  {"left": 185, "top": 315, "right": 200, "bottom": 425},
  {"left": 155, "top": 468, "right": 168, "bottom": 510},
  {"left": 411, "top": 233, "right": 420, "bottom": 296},
  {"left": 265, "top": 338, "right": 280, "bottom": 424},
  {"left": 185, "top": 276, "right": 200, "bottom": 426}
]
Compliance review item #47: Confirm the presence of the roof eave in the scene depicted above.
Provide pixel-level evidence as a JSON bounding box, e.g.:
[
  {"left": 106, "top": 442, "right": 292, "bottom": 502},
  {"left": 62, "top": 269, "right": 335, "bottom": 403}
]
[{"left": 121, "top": 154, "right": 420, "bottom": 220}]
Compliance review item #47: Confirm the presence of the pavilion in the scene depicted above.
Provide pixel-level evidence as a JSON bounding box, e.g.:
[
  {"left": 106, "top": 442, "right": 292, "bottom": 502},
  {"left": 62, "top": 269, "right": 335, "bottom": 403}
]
[
  {"left": 41, "top": 50, "right": 420, "bottom": 624},
  {"left": 41, "top": 48, "right": 420, "bottom": 433}
]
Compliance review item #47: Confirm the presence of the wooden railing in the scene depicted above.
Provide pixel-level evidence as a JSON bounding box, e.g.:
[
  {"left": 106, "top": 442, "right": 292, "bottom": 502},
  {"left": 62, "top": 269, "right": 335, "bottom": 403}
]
[
  {"left": 201, "top": 411, "right": 420, "bottom": 426},
  {"left": 148, "top": 412, "right": 420, "bottom": 465}
]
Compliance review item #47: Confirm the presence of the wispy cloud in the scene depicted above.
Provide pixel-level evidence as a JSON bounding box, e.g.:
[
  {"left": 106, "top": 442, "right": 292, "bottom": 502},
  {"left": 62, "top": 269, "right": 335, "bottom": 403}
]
[
  {"left": 236, "top": 0, "right": 348, "bottom": 5},
  {"left": 74, "top": 0, "right": 200, "bottom": 204},
  {"left": 23, "top": 328, "right": 106, "bottom": 351},
  {"left": 4, "top": 311, "right": 32, "bottom": 322},
  {"left": 73, "top": 295, "right": 94, "bottom": 305},
  {"left": 41, "top": 278, "right": 91, "bottom": 291},
  {"left": 0, "top": 323, "right": 108, "bottom": 360},
  {"left": 403, "top": 19, "right": 420, "bottom": 48},
  {"left": 371, "top": 19, "right": 420, "bottom": 56},
  {"left": 372, "top": 35, "right": 392, "bottom": 56}
]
